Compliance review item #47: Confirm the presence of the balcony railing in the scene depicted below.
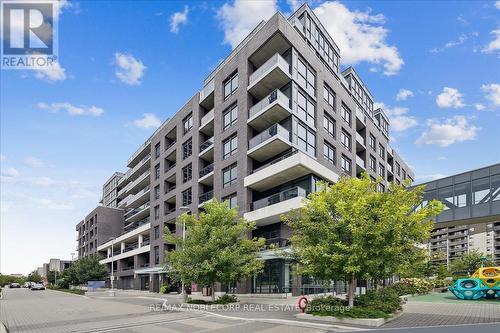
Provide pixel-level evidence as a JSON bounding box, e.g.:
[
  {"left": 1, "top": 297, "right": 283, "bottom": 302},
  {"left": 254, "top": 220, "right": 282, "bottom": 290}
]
[
  {"left": 126, "top": 153, "right": 151, "bottom": 179},
  {"left": 123, "top": 217, "right": 150, "bottom": 233},
  {"left": 200, "top": 78, "right": 215, "bottom": 101},
  {"left": 251, "top": 186, "right": 307, "bottom": 211},
  {"left": 199, "top": 163, "right": 214, "bottom": 178},
  {"left": 165, "top": 184, "right": 176, "bottom": 194},
  {"left": 356, "top": 133, "right": 365, "bottom": 146},
  {"left": 165, "top": 162, "right": 176, "bottom": 173},
  {"left": 141, "top": 240, "right": 150, "bottom": 247},
  {"left": 121, "top": 265, "right": 135, "bottom": 271},
  {"left": 249, "top": 53, "right": 290, "bottom": 87},
  {"left": 356, "top": 155, "right": 365, "bottom": 169},
  {"left": 263, "top": 237, "right": 291, "bottom": 249},
  {"left": 123, "top": 243, "right": 138, "bottom": 253},
  {"left": 199, "top": 190, "right": 214, "bottom": 204},
  {"left": 200, "top": 108, "right": 214, "bottom": 126},
  {"left": 200, "top": 137, "right": 214, "bottom": 153},
  {"left": 124, "top": 202, "right": 150, "bottom": 220},
  {"left": 128, "top": 138, "right": 151, "bottom": 166},
  {"left": 165, "top": 140, "right": 176, "bottom": 151},
  {"left": 249, "top": 89, "right": 291, "bottom": 119},
  {"left": 249, "top": 123, "right": 290, "bottom": 150},
  {"left": 252, "top": 149, "right": 298, "bottom": 174}
]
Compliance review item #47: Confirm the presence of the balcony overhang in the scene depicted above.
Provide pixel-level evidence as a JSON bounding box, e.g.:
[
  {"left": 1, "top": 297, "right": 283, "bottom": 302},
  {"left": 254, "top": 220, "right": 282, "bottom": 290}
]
[
  {"left": 199, "top": 171, "right": 214, "bottom": 185},
  {"left": 199, "top": 110, "right": 214, "bottom": 136},
  {"left": 248, "top": 53, "right": 291, "bottom": 100},
  {"left": 244, "top": 196, "right": 305, "bottom": 226},
  {"left": 245, "top": 151, "right": 340, "bottom": 191},
  {"left": 247, "top": 98, "right": 291, "bottom": 132},
  {"left": 125, "top": 205, "right": 149, "bottom": 223},
  {"left": 99, "top": 245, "right": 151, "bottom": 264},
  {"left": 97, "top": 223, "right": 151, "bottom": 251},
  {"left": 128, "top": 188, "right": 150, "bottom": 208},
  {"left": 247, "top": 136, "right": 291, "bottom": 163},
  {"left": 199, "top": 144, "right": 214, "bottom": 161}
]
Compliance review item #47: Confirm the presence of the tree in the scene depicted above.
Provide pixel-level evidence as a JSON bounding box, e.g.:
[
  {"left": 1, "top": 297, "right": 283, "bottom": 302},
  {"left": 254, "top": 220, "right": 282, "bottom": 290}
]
[
  {"left": 47, "top": 271, "right": 58, "bottom": 285},
  {"left": 62, "top": 255, "right": 107, "bottom": 286},
  {"left": 27, "top": 272, "right": 43, "bottom": 282},
  {"left": 449, "top": 250, "right": 495, "bottom": 274},
  {"left": 284, "top": 174, "right": 444, "bottom": 307},
  {"left": 164, "top": 200, "right": 265, "bottom": 301}
]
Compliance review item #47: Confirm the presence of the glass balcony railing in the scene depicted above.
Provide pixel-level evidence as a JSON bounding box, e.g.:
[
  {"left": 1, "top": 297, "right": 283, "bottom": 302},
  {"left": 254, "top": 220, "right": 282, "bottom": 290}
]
[
  {"left": 248, "top": 124, "right": 290, "bottom": 150},
  {"left": 249, "top": 53, "right": 290, "bottom": 87},
  {"left": 199, "top": 163, "right": 214, "bottom": 178},
  {"left": 249, "top": 89, "right": 291, "bottom": 119},
  {"left": 200, "top": 137, "right": 214, "bottom": 153},
  {"left": 123, "top": 217, "right": 150, "bottom": 233},
  {"left": 263, "top": 237, "right": 291, "bottom": 249},
  {"left": 251, "top": 186, "right": 307, "bottom": 211},
  {"left": 200, "top": 108, "right": 214, "bottom": 126},
  {"left": 252, "top": 149, "right": 299, "bottom": 174},
  {"left": 199, "top": 190, "right": 214, "bottom": 204}
]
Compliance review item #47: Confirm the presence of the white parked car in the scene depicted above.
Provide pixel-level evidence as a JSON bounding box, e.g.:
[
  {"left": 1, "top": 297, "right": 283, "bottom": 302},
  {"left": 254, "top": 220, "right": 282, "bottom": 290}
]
[{"left": 30, "top": 283, "right": 45, "bottom": 290}]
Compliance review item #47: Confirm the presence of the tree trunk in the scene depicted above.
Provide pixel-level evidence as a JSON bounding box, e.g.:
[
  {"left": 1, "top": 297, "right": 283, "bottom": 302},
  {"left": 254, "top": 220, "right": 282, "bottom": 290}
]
[
  {"left": 211, "top": 283, "right": 216, "bottom": 302},
  {"left": 348, "top": 275, "right": 356, "bottom": 307}
]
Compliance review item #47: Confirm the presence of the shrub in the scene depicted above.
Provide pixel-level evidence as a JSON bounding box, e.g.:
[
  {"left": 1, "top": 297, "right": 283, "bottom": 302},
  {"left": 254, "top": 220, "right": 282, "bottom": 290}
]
[
  {"left": 213, "top": 294, "right": 238, "bottom": 304},
  {"left": 57, "top": 279, "right": 69, "bottom": 289},
  {"left": 306, "top": 295, "right": 346, "bottom": 313},
  {"left": 159, "top": 285, "right": 168, "bottom": 294},
  {"left": 186, "top": 298, "right": 207, "bottom": 304},
  {"left": 431, "top": 278, "right": 452, "bottom": 288},
  {"left": 391, "top": 278, "right": 433, "bottom": 295},
  {"left": 355, "top": 288, "right": 402, "bottom": 314}
]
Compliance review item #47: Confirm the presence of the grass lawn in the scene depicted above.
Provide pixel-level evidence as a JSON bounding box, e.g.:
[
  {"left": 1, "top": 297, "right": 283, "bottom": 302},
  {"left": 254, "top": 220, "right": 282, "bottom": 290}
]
[
  {"left": 408, "top": 291, "right": 500, "bottom": 304},
  {"left": 48, "top": 288, "right": 86, "bottom": 296}
]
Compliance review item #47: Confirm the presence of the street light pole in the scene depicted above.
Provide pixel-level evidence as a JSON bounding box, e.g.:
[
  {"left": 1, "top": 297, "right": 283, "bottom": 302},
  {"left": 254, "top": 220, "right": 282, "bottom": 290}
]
[
  {"left": 178, "top": 206, "right": 190, "bottom": 301},
  {"left": 109, "top": 237, "right": 116, "bottom": 296}
]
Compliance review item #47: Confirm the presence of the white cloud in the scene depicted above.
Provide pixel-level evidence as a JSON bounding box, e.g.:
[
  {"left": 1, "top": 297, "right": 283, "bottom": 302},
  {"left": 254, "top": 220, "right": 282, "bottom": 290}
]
[
  {"left": 33, "top": 62, "right": 67, "bottom": 82},
  {"left": 287, "top": 0, "right": 303, "bottom": 12},
  {"left": 481, "top": 83, "right": 500, "bottom": 107},
  {"left": 1, "top": 168, "right": 20, "bottom": 178},
  {"left": 170, "top": 6, "right": 189, "bottom": 33},
  {"left": 482, "top": 29, "right": 500, "bottom": 54},
  {"left": 474, "top": 103, "right": 486, "bottom": 111},
  {"left": 132, "top": 113, "right": 161, "bottom": 129},
  {"left": 23, "top": 156, "right": 45, "bottom": 168},
  {"left": 374, "top": 102, "right": 417, "bottom": 132},
  {"left": 0, "top": 155, "right": 5, "bottom": 162},
  {"left": 38, "top": 102, "right": 104, "bottom": 117},
  {"left": 416, "top": 116, "right": 479, "bottom": 147},
  {"left": 217, "top": 0, "right": 278, "bottom": 49},
  {"left": 495, "top": 1, "right": 500, "bottom": 10},
  {"left": 314, "top": 1, "right": 403, "bottom": 75},
  {"left": 395, "top": 89, "right": 413, "bottom": 101},
  {"left": 114, "top": 53, "right": 146, "bottom": 85},
  {"left": 436, "top": 87, "right": 465, "bottom": 108},
  {"left": 429, "top": 34, "right": 468, "bottom": 53}
]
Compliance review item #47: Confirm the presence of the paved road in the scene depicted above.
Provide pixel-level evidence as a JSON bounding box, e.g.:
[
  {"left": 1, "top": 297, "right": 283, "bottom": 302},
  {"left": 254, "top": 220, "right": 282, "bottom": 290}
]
[{"left": 0, "top": 288, "right": 355, "bottom": 333}]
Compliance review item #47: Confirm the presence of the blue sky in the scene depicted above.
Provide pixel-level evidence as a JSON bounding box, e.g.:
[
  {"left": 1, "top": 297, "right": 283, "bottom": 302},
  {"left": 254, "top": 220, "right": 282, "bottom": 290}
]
[{"left": 1, "top": 0, "right": 499, "bottom": 274}]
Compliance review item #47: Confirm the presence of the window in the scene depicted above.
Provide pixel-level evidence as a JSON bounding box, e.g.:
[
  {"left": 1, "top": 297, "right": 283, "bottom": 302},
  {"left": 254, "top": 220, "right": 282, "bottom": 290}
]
[
  {"left": 223, "top": 72, "right": 238, "bottom": 100},
  {"left": 183, "top": 113, "right": 193, "bottom": 134},
  {"left": 323, "top": 141, "right": 336, "bottom": 165},
  {"left": 369, "top": 155, "right": 376, "bottom": 172},
  {"left": 378, "top": 163, "right": 385, "bottom": 179},
  {"left": 297, "top": 90, "right": 315, "bottom": 126},
  {"left": 341, "top": 104, "right": 351, "bottom": 126},
  {"left": 296, "top": 122, "right": 316, "bottom": 156},
  {"left": 377, "top": 183, "right": 385, "bottom": 192},
  {"left": 223, "top": 134, "right": 238, "bottom": 159},
  {"left": 154, "top": 225, "right": 160, "bottom": 239},
  {"left": 395, "top": 162, "right": 401, "bottom": 176},
  {"left": 378, "top": 144, "right": 385, "bottom": 160},
  {"left": 323, "top": 113, "right": 335, "bottom": 138},
  {"left": 154, "top": 185, "right": 160, "bottom": 200},
  {"left": 369, "top": 134, "right": 376, "bottom": 150},
  {"left": 472, "top": 177, "right": 490, "bottom": 205},
  {"left": 323, "top": 83, "right": 336, "bottom": 109},
  {"left": 223, "top": 193, "right": 238, "bottom": 209},
  {"left": 223, "top": 163, "right": 237, "bottom": 188},
  {"left": 154, "top": 205, "right": 160, "bottom": 220},
  {"left": 154, "top": 163, "right": 160, "bottom": 180},
  {"left": 340, "top": 130, "right": 351, "bottom": 151},
  {"left": 154, "top": 246, "right": 159, "bottom": 265},
  {"left": 438, "top": 186, "right": 453, "bottom": 210},
  {"left": 454, "top": 182, "right": 471, "bottom": 208},
  {"left": 341, "top": 155, "right": 351, "bottom": 173},
  {"left": 402, "top": 169, "right": 406, "bottom": 180},
  {"left": 297, "top": 57, "right": 316, "bottom": 94},
  {"left": 154, "top": 142, "right": 161, "bottom": 159},
  {"left": 182, "top": 138, "right": 192, "bottom": 159},
  {"left": 223, "top": 104, "right": 238, "bottom": 129},
  {"left": 182, "top": 164, "right": 192, "bottom": 183},
  {"left": 182, "top": 188, "right": 192, "bottom": 206},
  {"left": 492, "top": 174, "right": 500, "bottom": 202}
]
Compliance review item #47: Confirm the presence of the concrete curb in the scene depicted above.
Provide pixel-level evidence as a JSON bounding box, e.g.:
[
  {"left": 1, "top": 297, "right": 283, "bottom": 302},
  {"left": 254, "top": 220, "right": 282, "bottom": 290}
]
[{"left": 295, "top": 311, "right": 403, "bottom": 327}]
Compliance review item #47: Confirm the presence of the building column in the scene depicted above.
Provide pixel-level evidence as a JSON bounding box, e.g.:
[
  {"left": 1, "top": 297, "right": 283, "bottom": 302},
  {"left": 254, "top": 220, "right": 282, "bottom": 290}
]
[
  {"left": 107, "top": 248, "right": 111, "bottom": 258},
  {"left": 138, "top": 234, "right": 143, "bottom": 247},
  {"left": 121, "top": 242, "right": 125, "bottom": 253}
]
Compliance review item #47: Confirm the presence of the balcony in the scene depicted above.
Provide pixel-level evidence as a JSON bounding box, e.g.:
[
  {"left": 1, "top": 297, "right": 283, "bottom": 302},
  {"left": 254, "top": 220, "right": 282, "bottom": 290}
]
[
  {"left": 199, "top": 163, "right": 214, "bottom": 185},
  {"left": 248, "top": 53, "right": 291, "bottom": 99},
  {"left": 118, "top": 170, "right": 151, "bottom": 199},
  {"left": 356, "top": 155, "right": 366, "bottom": 175},
  {"left": 199, "top": 190, "right": 214, "bottom": 206},
  {"left": 125, "top": 202, "right": 150, "bottom": 223},
  {"left": 126, "top": 153, "right": 151, "bottom": 181},
  {"left": 199, "top": 137, "right": 214, "bottom": 161},
  {"left": 123, "top": 217, "right": 149, "bottom": 233},
  {"left": 199, "top": 78, "right": 215, "bottom": 109},
  {"left": 387, "top": 163, "right": 394, "bottom": 175},
  {"left": 199, "top": 108, "right": 214, "bottom": 136},
  {"left": 127, "top": 138, "right": 151, "bottom": 168},
  {"left": 264, "top": 237, "right": 291, "bottom": 249},
  {"left": 247, "top": 124, "right": 291, "bottom": 162},
  {"left": 245, "top": 187, "right": 307, "bottom": 226},
  {"left": 356, "top": 133, "right": 365, "bottom": 153},
  {"left": 247, "top": 89, "right": 292, "bottom": 131},
  {"left": 245, "top": 150, "right": 340, "bottom": 191}
]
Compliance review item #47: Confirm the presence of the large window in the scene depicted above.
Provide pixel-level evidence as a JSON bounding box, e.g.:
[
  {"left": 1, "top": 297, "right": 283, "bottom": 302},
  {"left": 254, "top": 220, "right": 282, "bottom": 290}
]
[
  {"left": 341, "top": 104, "right": 351, "bottom": 126},
  {"left": 223, "top": 134, "right": 238, "bottom": 159},
  {"left": 223, "top": 193, "right": 238, "bottom": 209},
  {"left": 369, "top": 134, "right": 376, "bottom": 150},
  {"left": 472, "top": 177, "right": 490, "bottom": 205},
  {"left": 492, "top": 174, "right": 500, "bottom": 202},
  {"left": 378, "top": 144, "right": 385, "bottom": 160},
  {"left": 154, "top": 205, "right": 160, "bottom": 220},
  {"left": 183, "top": 113, "right": 193, "bottom": 134},
  {"left": 154, "top": 163, "right": 160, "bottom": 180},
  {"left": 395, "top": 162, "right": 401, "bottom": 176},
  {"left": 223, "top": 163, "right": 238, "bottom": 188},
  {"left": 154, "top": 185, "right": 160, "bottom": 200},
  {"left": 296, "top": 122, "right": 316, "bottom": 156},
  {"left": 369, "top": 155, "right": 376, "bottom": 172},
  {"left": 341, "top": 155, "right": 351, "bottom": 173},
  {"left": 297, "top": 90, "right": 315, "bottom": 126},
  {"left": 297, "top": 57, "right": 315, "bottom": 94},
  {"left": 224, "top": 72, "right": 238, "bottom": 100},
  {"left": 154, "top": 225, "right": 160, "bottom": 239},
  {"left": 154, "top": 246, "right": 159, "bottom": 265},
  {"left": 454, "top": 182, "right": 471, "bottom": 208},
  {"left": 323, "top": 83, "right": 336, "bottom": 109},
  {"left": 378, "top": 163, "right": 385, "bottom": 179},
  {"left": 182, "top": 188, "right": 192, "bottom": 206},
  {"left": 438, "top": 186, "right": 454, "bottom": 210},
  {"left": 323, "top": 141, "right": 336, "bottom": 165},
  {"left": 340, "top": 130, "right": 351, "bottom": 151},
  {"left": 223, "top": 104, "right": 238, "bottom": 129},
  {"left": 323, "top": 113, "right": 335, "bottom": 139},
  {"left": 182, "top": 138, "right": 192, "bottom": 159},
  {"left": 182, "top": 164, "right": 192, "bottom": 183},
  {"left": 154, "top": 142, "right": 161, "bottom": 159}
]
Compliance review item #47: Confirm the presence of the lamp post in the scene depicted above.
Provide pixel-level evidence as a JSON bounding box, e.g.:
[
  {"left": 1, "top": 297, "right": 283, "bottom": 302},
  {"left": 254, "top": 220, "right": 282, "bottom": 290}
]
[
  {"left": 108, "top": 237, "right": 116, "bottom": 296},
  {"left": 178, "top": 206, "right": 190, "bottom": 300}
]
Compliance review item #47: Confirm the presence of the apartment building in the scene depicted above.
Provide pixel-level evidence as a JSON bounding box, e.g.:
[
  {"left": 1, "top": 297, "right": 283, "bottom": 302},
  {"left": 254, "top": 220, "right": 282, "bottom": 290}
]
[
  {"left": 101, "top": 172, "right": 125, "bottom": 208},
  {"left": 417, "top": 163, "right": 500, "bottom": 266},
  {"left": 93, "top": 4, "right": 413, "bottom": 294}
]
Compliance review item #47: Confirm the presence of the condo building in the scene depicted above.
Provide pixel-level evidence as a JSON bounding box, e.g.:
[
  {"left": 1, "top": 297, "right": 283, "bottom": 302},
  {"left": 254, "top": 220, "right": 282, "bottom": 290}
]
[
  {"left": 79, "top": 4, "right": 414, "bottom": 294},
  {"left": 417, "top": 163, "right": 500, "bottom": 265}
]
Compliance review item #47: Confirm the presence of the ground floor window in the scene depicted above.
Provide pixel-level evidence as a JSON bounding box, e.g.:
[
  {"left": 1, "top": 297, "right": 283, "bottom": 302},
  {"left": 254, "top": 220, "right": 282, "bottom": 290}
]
[{"left": 252, "top": 259, "right": 292, "bottom": 293}]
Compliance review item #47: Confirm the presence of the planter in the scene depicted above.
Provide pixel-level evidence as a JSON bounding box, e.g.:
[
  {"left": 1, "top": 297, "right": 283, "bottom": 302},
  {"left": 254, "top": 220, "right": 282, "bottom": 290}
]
[{"left": 295, "top": 311, "right": 402, "bottom": 327}]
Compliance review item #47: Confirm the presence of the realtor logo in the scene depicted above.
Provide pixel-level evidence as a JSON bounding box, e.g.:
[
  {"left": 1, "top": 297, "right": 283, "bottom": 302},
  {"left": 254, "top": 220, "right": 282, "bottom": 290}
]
[{"left": 1, "top": 0, "right": 58, "bottom": 69}]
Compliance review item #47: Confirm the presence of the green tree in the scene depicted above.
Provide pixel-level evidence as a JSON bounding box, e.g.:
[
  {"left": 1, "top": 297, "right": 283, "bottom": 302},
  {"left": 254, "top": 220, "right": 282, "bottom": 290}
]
[
  {"left": 27, "top": 272, "right": 43, "bottom": 282},
  {"left": 436, "top": 263, "right": 449, "bottom": 280},
  {"left": 62, "top": 255, "right": 107, "bottom": 286},
  {"left": 449, "top": 250, "right": 495, "bottom": 274},
  {"left": 47, "top": 271, "right": 58, "bottom": 285},
  {"left": 284, "top": 174, "right": 444, "bottom": 307},
  {"left": 164, "top": 200, "right": 265, "bottom": 301}
]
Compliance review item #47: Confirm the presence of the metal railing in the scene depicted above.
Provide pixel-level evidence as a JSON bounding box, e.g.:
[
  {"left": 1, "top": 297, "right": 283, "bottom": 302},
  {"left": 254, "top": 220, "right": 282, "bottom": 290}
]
[
  {"left": 199, "top": 190, "right": 214, "bottom": 204},
  {"left": 263, "top": 237, "right": 290, "bottom": 249},
  {"left": 165, "top": 139, "right": 177, "bottom": 151},
  {"left": 126, "top": 153, "right": 151, "bottom": 179},
  {"left": 200, "top": 137, "right": 214, "bottom": 153},
  {"left": 249, "top": 89, "right": 291, "bottom": 119},
  {"left": 249, "top": 53, "right": 290, "bottom": 86},
  {"left": 200, "top": 78, "right": 215, "bottom": 101},
  {"left": 248, "top": 123, "right": 290, "bottom": 150},
  {"left": 165, "top": 162, "right": 176, "bottom": 173},
  {"left": 123, "top": 243, "right": 138, "bottom": 253},
  {"left": 251, "top": 186, "right": 307, "bottom": 211},
  {"left": 124, "top": 202, "right": 150, "bottom": 220},
  {"left": 123, "top": 217, "right": 150, "bottom": 233},
  {"left": 199, "top": 163, "right": 214, "bottom": 178},
  {"left": 165, "top": 184, "right": 176, "bottom": 194}
]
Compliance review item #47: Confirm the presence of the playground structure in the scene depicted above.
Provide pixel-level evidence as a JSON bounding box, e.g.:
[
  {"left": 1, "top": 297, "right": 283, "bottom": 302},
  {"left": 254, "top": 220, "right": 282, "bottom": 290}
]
[{"left": 449, "top": 266, "right": 500, "bottom": 300}]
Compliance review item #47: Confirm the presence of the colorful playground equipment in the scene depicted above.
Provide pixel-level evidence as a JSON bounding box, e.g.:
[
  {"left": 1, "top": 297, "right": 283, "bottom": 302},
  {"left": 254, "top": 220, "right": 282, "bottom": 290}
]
[{"left": 449, "top": 266, "right": 500, "bottom": 300}]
